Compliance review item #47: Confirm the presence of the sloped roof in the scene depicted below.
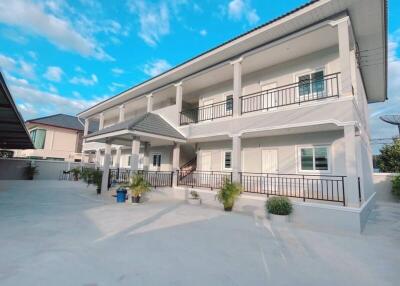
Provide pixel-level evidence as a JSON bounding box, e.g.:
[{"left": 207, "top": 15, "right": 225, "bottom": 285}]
[
  {"left": 27, "top": 114, "right": 98, "bottom": 133},
  {"left": 0, "top": 72, "right": 34, "bottom": 149},
  {"left": 85, "top": 113, "right": 185, "bottom": 140}
]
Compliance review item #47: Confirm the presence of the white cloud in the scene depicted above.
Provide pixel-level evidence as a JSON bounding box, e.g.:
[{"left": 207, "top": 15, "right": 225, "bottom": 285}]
[
  {"left": 70, "top": 74, "right": 98, "bottom": 86},
  {"left": 199, "top": 29, "right": 207, "bottom": 36},
  {"left": 108, "top": 82, "right": 125, "bottom": 92},
  {"left": 19, "top": 60, "right": 36, "bottom": 79},
  {"left": 0, "top": 54, "right": 16, "bottom": 71},
  {"left": 127, "top": 0, "right": 170, "bottom": 46},
  {"left": 48, "top": 84, "right": 58, "bottom": 93},
  {"left": 0, "top": 0, "right": 113, "bottom": 60},
  {"left": 43, "top": 66, "right": 63, "bottom": 82},
  {"left": 143, "top": 59, "right": 172, "bottom": 77},
  {"left": 111, "top": 68, "right": 124, "bottom": 75},
  {"left": 227, "top": 0, "right": 259, "bottom": 25},
  {"left": 27, "top": 51, "right": 37, "bottom": 60}
]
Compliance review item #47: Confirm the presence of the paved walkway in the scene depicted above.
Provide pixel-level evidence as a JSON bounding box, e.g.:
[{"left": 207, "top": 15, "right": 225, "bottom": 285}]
[{"left": 0, "top": 180, "right": 399, "bottom": 286}]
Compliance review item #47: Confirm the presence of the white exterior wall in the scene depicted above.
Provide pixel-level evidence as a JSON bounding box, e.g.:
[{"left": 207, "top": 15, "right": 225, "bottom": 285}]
[{"left": 197, "top": 130, "right": 345, "bottom": 174}]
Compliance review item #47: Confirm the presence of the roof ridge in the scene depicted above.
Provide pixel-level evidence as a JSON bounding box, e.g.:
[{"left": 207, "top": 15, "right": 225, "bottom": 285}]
[{"left": 27, "top": 113, "right": 76, "bottom": 123}]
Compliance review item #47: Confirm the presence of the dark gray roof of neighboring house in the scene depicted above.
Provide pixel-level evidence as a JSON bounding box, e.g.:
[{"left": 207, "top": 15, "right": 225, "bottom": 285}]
[
  {"left": 0, "top": 72, "right": 34, "bottom": 149},
  {"left": 85, "top": 113, "right": 185, "bottom": 140},
  {"left": 27, "top": 114, "right": 98, "bottom": 133}
]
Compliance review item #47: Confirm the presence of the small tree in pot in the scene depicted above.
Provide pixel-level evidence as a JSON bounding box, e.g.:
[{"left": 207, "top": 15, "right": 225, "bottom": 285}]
[
  {"left": 216, "top": 179, "right": 241, "bottom": 211},
  {"left": 127, "top": 173, "right": 151, "bottom": 203},
  {"left": 82, "top": 168, "right": 102, "bottom": 194},
  {"left": 70, "top": 167, "right": 81, "bottom": 181}
]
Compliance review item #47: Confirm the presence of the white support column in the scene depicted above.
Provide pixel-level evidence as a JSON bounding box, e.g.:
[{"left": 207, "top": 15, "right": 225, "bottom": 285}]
[
  {"left": 83, "top": 118, "right": 89, "bottom": 136},
  {"left": 231, "top": 57, "right": 243, "bottom": 117},
  {"left": 95, "top": 148, "right": 101, "bottom": 167},
  {"left": 101, "top": 142, "right": 112, "bottom": 193},
  {"left": 172, "top": 142, "right": 180, "bottom": 187},
  {"left": 336, "top": 17, "right": 353, "bottom": 95},
  {"left": 146, "top": 94, "right": 153, "bottom": 113},
  {"left": 175, "top": 82, "right": 183, "bottom": 123},
  {"left": 115, "top": 147, "right": 122, "bottom": 168},
  {"left": 143, "top": 142, "right": 150, "bottom": 171},
  {"left": 231, "top": 135, "right": 241, "bottom": 183},
  {"left": 99, "top": 113, "right": 104, "bottom": 130},
  {"left": 344, "top": 125, "right": 360, "bottom": 207},
  {"left": 130, "top": 137, "right": 141, "bottom": 172},
  {"left": 118, "top": 105, "right": 125, "bottom": 123}
]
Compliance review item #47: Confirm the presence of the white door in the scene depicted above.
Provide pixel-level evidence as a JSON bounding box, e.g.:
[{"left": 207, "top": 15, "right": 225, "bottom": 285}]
[
  {"left": 262, "top": 82, "right": 277, "bottom": 109},
  {"left": 201, "top": 151, "right": 212, "bottom": 171},
  {"left": 202, "top": 99, "right": 214, "bottom": 121},
  {"left": 262, "top": 149, "right": 278, "bottom": 173}
]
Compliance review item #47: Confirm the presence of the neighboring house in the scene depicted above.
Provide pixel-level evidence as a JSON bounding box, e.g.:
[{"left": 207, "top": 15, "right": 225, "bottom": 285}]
[
  {"left": 14, "top": 114, "right": 97, "bottom": 162},
  {"left": 78, "top": 0, "right": 387, "bottom": 220}
]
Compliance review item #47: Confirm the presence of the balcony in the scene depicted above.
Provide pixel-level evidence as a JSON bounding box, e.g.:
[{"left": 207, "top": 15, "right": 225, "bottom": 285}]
[
  {"left": 180, "top": 98, "right": 233, "bottom": 125},
  {"left": 241, "top": 72, "right": 340, "bottom": 114}
]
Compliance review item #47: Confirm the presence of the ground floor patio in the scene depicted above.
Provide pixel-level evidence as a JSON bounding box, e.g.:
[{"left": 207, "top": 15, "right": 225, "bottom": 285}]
[{"left": 0, "top": 180, "right": 398, "bottom": 286}]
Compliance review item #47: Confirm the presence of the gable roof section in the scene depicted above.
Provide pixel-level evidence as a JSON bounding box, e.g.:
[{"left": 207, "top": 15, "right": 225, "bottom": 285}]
[
  {"left": 0, "top": 72, "right": 34, "bottom": 149},
  {"left": 85, "top": 113, "right": 185, "bottom": 141},
  {"left": 27, "top": 114, "right": 98, "bottom": 133}
]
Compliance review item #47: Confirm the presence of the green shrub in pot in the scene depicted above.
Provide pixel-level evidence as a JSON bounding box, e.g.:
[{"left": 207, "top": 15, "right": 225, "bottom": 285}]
[{"left": 265, "top": 197, "right": 293, "bottom": 216}]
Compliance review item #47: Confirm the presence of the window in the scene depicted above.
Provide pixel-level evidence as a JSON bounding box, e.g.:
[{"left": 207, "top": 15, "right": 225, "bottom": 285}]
[
  {"left": 298, "top": 70, "right": 325, "bottom": 97},
  {"left": 128, "top": 155, "right": 131, "bottom": 166},
  {"left": 299, "top": 146, "right": 329, "bottom": 172},
  {"left": 152, "top": 154, "right": 161, "bottom": 167},
  {"left": 223, "top": 151, "right": 232, "bottom": 170},
  {"left": 226, "top": 95, "right": 233, "bottom": 112},
  {"left": 30, "top": 129, "right": 46, "bottom": 149}
]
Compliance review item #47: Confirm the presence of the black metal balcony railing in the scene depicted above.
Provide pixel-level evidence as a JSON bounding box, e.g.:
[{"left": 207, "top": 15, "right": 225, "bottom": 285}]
[
  {"left": 240, "top": 172, "right": 346, "bottom": 205},
  {"left": 177, "top": 170, "right": 232, "bottom": 190},
  {"left": 241, "top": 73, "right": 340, "bottom": 114},
  {"left": 108, "top": 169, "right": 174, "bottom": 188},
  {"left": 180, "top": 98, "right": 233, "bottom": 125}
]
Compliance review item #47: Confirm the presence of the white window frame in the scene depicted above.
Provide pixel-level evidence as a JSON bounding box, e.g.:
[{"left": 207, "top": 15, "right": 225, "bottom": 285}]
[
  {"left": 294, "top": 67, "right": 327, "bottom": 100},
  {"left": 224, "top": 93, "right": 233, "bottom": 113},
  {"left": 222, "top": 150, "right": 232, "bottom": 171},
  {"left": 296, "top": 145, "right": 331, "bottom": 174}
]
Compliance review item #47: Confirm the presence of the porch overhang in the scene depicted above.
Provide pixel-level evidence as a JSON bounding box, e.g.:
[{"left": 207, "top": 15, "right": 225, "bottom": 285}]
[{"left": 84, "top": 113, "right": 186, "bottom": 146}]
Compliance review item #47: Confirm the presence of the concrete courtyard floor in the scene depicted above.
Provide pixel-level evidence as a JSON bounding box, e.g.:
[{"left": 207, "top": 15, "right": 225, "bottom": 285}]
[{"left": 0, "top": 181, "right": 399, "bottom": 286}]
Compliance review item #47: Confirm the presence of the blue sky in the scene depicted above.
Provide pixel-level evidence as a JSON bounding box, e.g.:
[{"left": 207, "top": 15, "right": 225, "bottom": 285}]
[{"left": 0, "top": 0, "right": 398, "bottom": 149}]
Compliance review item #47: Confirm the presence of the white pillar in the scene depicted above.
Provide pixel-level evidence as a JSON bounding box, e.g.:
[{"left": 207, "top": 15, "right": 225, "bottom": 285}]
[
  {"left": 101, "top": 142, "right": 111, "bottom": 193},
  {"left": 344, "top": 125, "right": 360, "bottom": 207},
  {"left": 231, "top": 57, "right": 242, "bottom": 117},
  {"left": 118, "top": 105, "right": 125, "bottom": 122},
  {"left": 337, "top": 17, "right": 353, "bottom": 95},
  {"left": 172, "top": 142, "right": 180, "bottom": 187},
  {"left": 115, "top": 147, "right": 122, "bottom": 168},
  {"left": 175, "top": 82, "right": 183, "bottom": 123},
  {"left": 143, "top": 142, "right": 150, "bottom": 171},
  {"left": 130, "top": 137, "right": 141, "bottom": 172},
  {"left": 99, "top": 113, "right": 104, "bottom": 130},
  {"left": 231, "top": 135, "right": 241, "bottom": 183},
  {"left": 83, "top": 119, "right": 89, "bottom": 136},
  {"left": 95, "top": 148, "right": 101, "bottom": 167},
  {"left": 146, "top": 94, "right": 153, "bottom": 113}
]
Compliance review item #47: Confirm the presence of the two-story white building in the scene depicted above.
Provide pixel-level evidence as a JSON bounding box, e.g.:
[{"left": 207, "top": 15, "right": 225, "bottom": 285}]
[{"left": 78, "top": 0, "right": 387, "bottom": 228}]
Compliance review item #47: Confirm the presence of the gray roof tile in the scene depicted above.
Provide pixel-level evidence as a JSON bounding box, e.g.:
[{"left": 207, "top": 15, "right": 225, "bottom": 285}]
[
  {"left": 27, "top": 114, "right": 98, "bottom": 133},
  {"left": 85, "top": 113, "right": 185, "bottom": 140}
]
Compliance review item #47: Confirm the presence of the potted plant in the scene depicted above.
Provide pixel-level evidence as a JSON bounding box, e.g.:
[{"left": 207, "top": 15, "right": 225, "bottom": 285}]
[
  {"left": 127, "top": 173, "right": 151, "bottom": 203},
  {"left": 187, "top": 190, "right": 201, "bottom": 205},
  {"left": 82, "top": 168, "right": 102, "bottom": 194},
  {"left": 70, "top": 167, "right": 81, "bottom": 181},
  {"left": 216, "top": 179, "right": 241, "bottom": 211},
  {"left": 392, "top": 174, "right": 400, "bottom": 199},
  {"left": 24, "top": 162, "right": 38, "bottom": 180},
  {"left": 265, "top": 196, "right": 293, "bottom": 223}
]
